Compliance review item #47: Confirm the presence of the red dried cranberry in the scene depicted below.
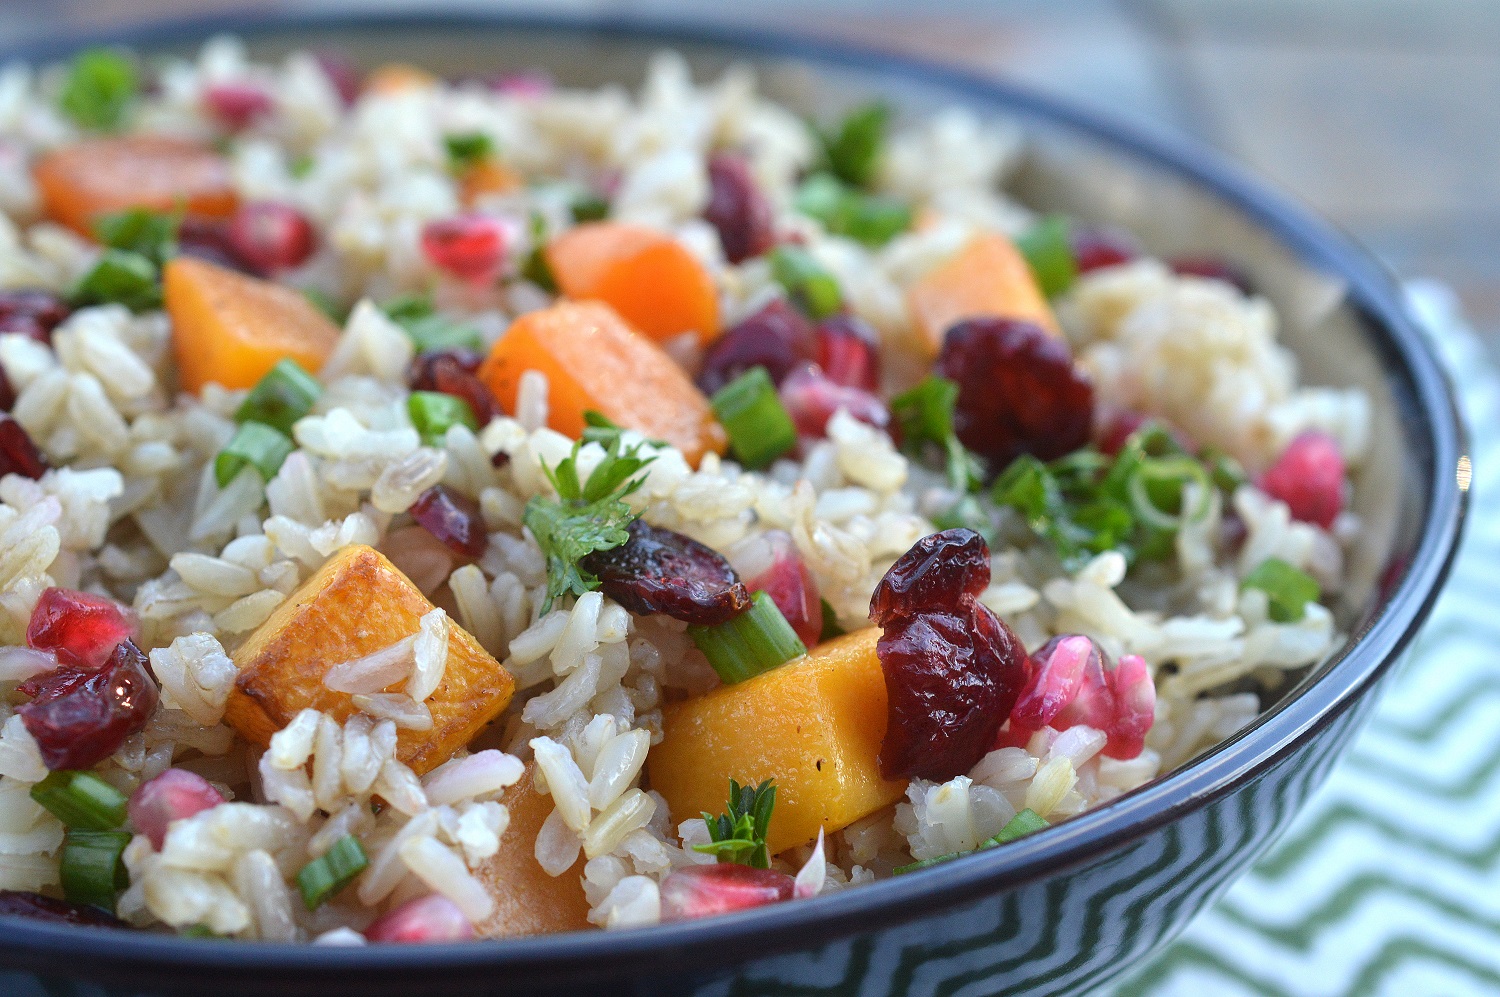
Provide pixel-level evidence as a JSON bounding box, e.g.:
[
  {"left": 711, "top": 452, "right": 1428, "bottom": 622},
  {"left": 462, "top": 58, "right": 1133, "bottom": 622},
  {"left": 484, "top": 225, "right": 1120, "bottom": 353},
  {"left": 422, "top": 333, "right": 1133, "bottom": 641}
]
[
  {"left": 778, "top": 364, "right": 888, "bottom": 440},
  {"left": 1070, "top": 228, "right": 1138, "bottom": 274},
  {"left": 0, "top": 891, "right": 126, "bottom": 928},
  {"left": 704, "top": 153, "right": 775, "bottom": 265},
  {"left": 409, "top": 485, "right": 488, "bottom": 560},
  {"left": 0, "top": 289, "right": 71, "bottom": 344},
  {"left": 1005, "top": 635, "right": 1156, "bottom": 760},
  {"left": 1259, "top": 430, "right": 1345, "bottom": 528},
  {"left": 695, "top": 299, "right": 816, "bottom": 396},
  {"left": 814, "top": 313, "right": 881, "bottom": 391},
  {"left": 869, "top": 528, "right": 991, "bottom": 625},
  {"left": 660, "top": 863, "right": 794, "bottom": 922},
  {"left": 18, "top": 638, "right": 158, "bottom": 771},
  {"left": 0, "top": 419, "right": 47, "bottom": 480},
  {"left": 581, "top": 519, "right": 751, "bottom": 626},
  {"left": 314, "top": 52, "right": 361, "bottom": 107},
  {"left": 226, "top": 202, "right": 316, "bottom": 275},
  {"left": 27, "top": 587, "right": 134, "bottom": 670},
  {"left": 129, "top": 769, "right": 226, "bottom": 850},
  {"left": 1170, "top": 256, "right": 1252, "bottom": 295},
  {"left": 408, "top": 350, "right": 500, "bottom": 425},
  {"left": 176, "top": 217, "right": 248, "bottom": 272},
  {"left": 728, "top": 530, "right": 821, "bottom": 648},
  {"left": 421, "top": 216, "right": 507, "bottom": 284},
  {"left": 204, "top": 82, "right": 274, "bottom": 130},
  {"left": 935, "top": 317, "right": 1094, "bottom": 470}
]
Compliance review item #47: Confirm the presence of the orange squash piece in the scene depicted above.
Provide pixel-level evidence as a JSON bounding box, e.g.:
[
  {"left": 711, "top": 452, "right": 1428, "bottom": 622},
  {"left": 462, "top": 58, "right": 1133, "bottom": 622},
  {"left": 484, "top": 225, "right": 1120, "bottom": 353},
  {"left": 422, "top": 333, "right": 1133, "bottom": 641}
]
[
  {"left": 164, "top": 256, "right": 340, "bottom": 394},
  {"left": 224, "top": 545, "right": 515, "bottom": 776},
  {"left": 544, "top": 223, "right": 719, "bottom": 344},
  {"left": 32, "top": 136, "right": 238, "bottom": 235},
  {"left": 474, "top": 764, "right": 594, "bottom": 937},
  {"left": 363, "top": 63, "right": 439, "bottom": 95},
  {"left": 906, "top": 232, "right": 1061, "bottom": 355},
  {"left": 459, "top": 160, "right": 524, "bottom": 207},
  {"left": 648, "top": 628, "right": 908, "bottom": 856},
  {"left": 478, "top": 301, "right": 727, "bottom": 466}
]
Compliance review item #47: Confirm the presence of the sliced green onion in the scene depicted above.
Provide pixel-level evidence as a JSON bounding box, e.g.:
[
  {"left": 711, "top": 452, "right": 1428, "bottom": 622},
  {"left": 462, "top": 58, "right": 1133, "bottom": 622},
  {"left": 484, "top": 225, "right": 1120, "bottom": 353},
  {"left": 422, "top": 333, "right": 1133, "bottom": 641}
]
[
  {"left": 793, "top": 174, "right": 910, "bottom": 247},
  {"left": 521, "top": 212, "right": 558, "bottom": 293},
  {"left": 29, "top": 770, "right": 128, "bottom": 831},
  {"left": 992, "top": 808, "right": 1048, "bottom": 844},
  {"left": 444, "top": 131, "right": 494, "bottom": 169},
  {"left": 409, "top": 390, "right": 479, "bottom": 446},
  {"left": 818, "top": 102, "right": 890, "bottom": 188},
  {"left": 1199, "top": 445, "right": 1248, "bottom": 493},
  {"left": 570, "top": 193, "right": 610, "bottom": 223},
  {"left": 1127, "top": 457, "right": 1212, "bottom": 531},
  {"left": 1241, "top": 558, "right": 1321, "bottom": 623},
  {"left": 1015, "top": 216, "right": 1077, "bottom": 298},
  {"left": 402, "top": 314, "right": 484, "bottom": 355},
  {"left": 380, "top": 293, "right": 435, "bottom": 324},
  {"left": 710, "top": 366, "right": 797, "bottom": 470},
  {"left": 688, "top": 590, "right": 807, "bottom": 685},
  {"left": 93, "top": 208, "right": 178, "bottom": 266},
  {"left": 60, "top": 829, "right": 131, "bottom": 910},
  {"left": 58, "top": 48, "right": 139, "bottom": 131},
  {"left": 235, "top": 359, "right": 322, "bottom": 433},
  {"left": 302, "top": 287, "right": 344, "bottom": 323},
  {"left": 214, "top": 422, "right": 295, "bottom": 488},
  {"left": 71, "top": 249, "right": 160, "bottom": 312},
  {"left": 296, "top": 834, "right": 368, "bottom": 910},
  {"left": 181, "top": 924, "right": 224, "bottom": 939},
  {"left": 819, "top": 598, "right": 844, "bottom": 642},
  {"left": 768, "top": 246, "right": 841, "bottom": 320},
  {"left": 289, "top": 152, "right": 316, "bottom": 179}
]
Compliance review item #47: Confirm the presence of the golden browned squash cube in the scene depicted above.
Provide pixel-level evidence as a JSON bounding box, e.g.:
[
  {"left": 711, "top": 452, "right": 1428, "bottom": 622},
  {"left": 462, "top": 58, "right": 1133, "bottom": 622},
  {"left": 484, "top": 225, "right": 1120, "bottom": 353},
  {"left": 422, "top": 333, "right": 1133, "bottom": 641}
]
[{"left": 224, "top": 544, "right": 514, "bottom": 775}]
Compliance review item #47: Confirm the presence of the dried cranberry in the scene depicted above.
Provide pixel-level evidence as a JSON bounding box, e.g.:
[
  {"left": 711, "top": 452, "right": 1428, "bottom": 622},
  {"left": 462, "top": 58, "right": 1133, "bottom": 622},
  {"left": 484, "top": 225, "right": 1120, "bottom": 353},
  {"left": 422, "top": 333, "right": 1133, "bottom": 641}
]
[
  {"left": 0, "top": 367, "right": 13, "bottom": 413},
  {"left": 409, "top": 485, "right": 488, "bottom": 560},
  {"left": 204, "top": 82, "right": 274, "bottom": 130},
  {"left": 0, "top": 891, "right": 126, "bottom": 928},
  {"left": 778, "top": 364, "right": 888, "bottom": 440},
  {"left": 814, "top": 313, "right": 881, "bottom": 391},
  {"left": 1259, "top": 430, "right": 1345, "bottom": 528},
  {"left": 408, "top": 351, "right": 500, "bottom": 425},
  {"left": 176, "top": 217, "right": 247, "bottom": 271},
  {"left": 18, "top": 638, "right": 158, "bottom": 771},
  {"left": 129, "top": 769, "right": 226, "bottom": 850},
  {"left": 1070, "top": 228, "right": 1138, "bottom": 274},
  {"left": 27, "top": 587, "right": 134, "bottom": 670},
  {"left": 226, "top": 202, "right": 316, "bottom": 275},
  {"left": 727, "top": 530, "right": 821, "bottom": 648},
  {"left": 421, "top": 216, "right": 507, "bottom": 284},
  {"left": 869, "top": 528, "right": 991, "bottom": 625},
  {"left": 660, "top": 863, "right": 794, "bottom": 922},
  {"left": 365, "top": 893, "right": 475, "bottom": 943},
  {"left": 0, "top": 418, "right": 43, "bottom": 480},
  {"left": 1170, "top": 256, "right": 1252, "bottom": 295},
  {"left": 695, "top": 299, "right": 816, "bottom": 396},
  {"left": 1005, "top": 635, "right": 1155, "bottom": 760},
  {"left": 314, "top": 52, "right": 361, "bottom": 107},
  {"left": 0, "top": 289, "right": 70, "bottom": 344},
  {"left": 582, "top": 520, "right": 751, "bottom": 626},
  {"left": 703, "top": 153, "right": 775, "bottom": 265},
  {"left": 935, "top": 317, "right": 1094, "bottom": 470}
]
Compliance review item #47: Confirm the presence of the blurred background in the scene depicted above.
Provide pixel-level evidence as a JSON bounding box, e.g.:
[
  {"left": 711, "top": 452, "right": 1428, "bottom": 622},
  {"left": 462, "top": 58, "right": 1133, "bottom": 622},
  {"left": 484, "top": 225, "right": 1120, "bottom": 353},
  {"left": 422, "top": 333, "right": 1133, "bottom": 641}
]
[{"left": 3, "top": 0, "right": 1497, "bottom": 365}]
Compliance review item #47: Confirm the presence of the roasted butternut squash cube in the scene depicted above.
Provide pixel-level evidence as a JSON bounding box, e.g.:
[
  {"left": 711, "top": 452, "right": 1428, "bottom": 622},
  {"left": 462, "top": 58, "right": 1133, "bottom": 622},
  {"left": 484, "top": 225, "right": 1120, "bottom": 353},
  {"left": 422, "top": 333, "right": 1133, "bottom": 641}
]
[
  {"left": 33, "top": 136, "right": 237, "bottom": 235},
  {"left": 474, "top": 764, "right": 593, "bottom": 937},
  {"left": 224, "top": 544, "right": 514, "bottom": 775},
  {"left": 907, "top": 232, "right": 1060, "bottom": 356},
  {"left": 648, "top": 628, "right": 907, "bottom": 856}
]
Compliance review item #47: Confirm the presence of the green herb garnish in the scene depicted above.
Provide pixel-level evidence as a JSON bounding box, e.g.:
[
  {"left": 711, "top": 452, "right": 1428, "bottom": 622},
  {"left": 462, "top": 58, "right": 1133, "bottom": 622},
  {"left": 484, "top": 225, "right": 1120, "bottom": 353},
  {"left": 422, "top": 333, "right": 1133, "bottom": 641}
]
[
  {"left": 444, "top": 131, "right": 494, "bottom": 171},
  {"left": 521, "top": 211, "right": 558, "bottom": 292},
  {"left": 688, "top": 591, "right": 807, "bottom": 685},
  {"left": 1241, "top": 558, "right": 1321, "bottom": 623},
  {"left": 890, "top": 375, "right": 985, "bottom": 493},
  {"left": 794, "top": 173, "right": 911, "bottom": 247},
  {"left": 570, "top": 193, "right": 610, "bottom": 223},
  {"left": 816, "top": 102, "right": 890, "bottom": 188},
  {"left": 235, "top": 358, "right": 322, "bottom": 434},
  {"left": 60, "top": 829, "right": 131, "bottom": 911},
  {"left": 214, "top": 421, "right": 295, "bottom": 487},
  {"left": 29, "top": 770, "right": 128, "bottom": 830},
  {"left": 296, "top": 835, "right": 367, "bottom": 910},
  {"left": 710, "top": 366, "right": 798, "bottom": 470},
  {"left": 768, "top": 245, "right": 841, "bottom": 320},
  {"left": 694, "top": 778, "right": 778, "bottom": 869},
  {"left": 93, "top": 208, "right": 179, "bottom": 266},
  {"left": 894, "top": 808, "right": 1049, "bottom": 874},
  {"left": 70, "top": 249, "right": 161, "bottom": 312},
  {"left": 1015, "top": 215, "right": 1077, "bottom": 298},
  {"left": 58, "top": 48, "right": 139, "bottom": 131},
  {"left": 379, "top": 293, "right": 483, "bottom": 354}
]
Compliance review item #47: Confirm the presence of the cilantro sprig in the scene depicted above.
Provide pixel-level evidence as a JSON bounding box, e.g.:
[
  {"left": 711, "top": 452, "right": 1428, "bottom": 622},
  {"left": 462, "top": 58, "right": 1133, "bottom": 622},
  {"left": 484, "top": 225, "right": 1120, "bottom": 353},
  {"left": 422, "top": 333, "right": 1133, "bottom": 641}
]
[
  {"left": 694, "top": 778, "right": 778, "bottom": 869},
  {"left": 522, "top": 436, "right": 655, "bottom": 612}
]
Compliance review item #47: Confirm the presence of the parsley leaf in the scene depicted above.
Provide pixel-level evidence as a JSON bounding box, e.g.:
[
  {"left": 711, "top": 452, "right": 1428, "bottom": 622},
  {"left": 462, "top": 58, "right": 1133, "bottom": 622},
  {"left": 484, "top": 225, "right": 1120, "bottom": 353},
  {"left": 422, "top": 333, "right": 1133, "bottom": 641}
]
[
  {"left": 70, "top": 249, "right": 161, "bottom": 312},
  {"left": 94, "top": 208, "right": 179, "bottom": 267},
  {"left": 815, "top": 102, "right": 890, "bottom": 189},
  {"left": 693, "top": 778, "right": 777, "bottom": 869},
  {"left": 890, "top": 375, "right": 985, "bottom": 493},
  {"left": 378, "top": 293, "right": 483, "bottom": 354},
  {"left": 444, "top": 132, "right": 494, "bottom": 171},
  {"left": 58, "top": 49, "right": 139, "bottom": 131},
  {"left": 523, "top": 436, "right": 655, "bottom": 611}
]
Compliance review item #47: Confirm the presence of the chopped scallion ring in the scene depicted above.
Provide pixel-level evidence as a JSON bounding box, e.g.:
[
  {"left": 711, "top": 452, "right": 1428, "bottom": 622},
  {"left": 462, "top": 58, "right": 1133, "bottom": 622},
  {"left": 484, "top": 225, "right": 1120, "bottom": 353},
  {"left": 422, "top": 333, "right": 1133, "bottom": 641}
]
[
  {"left": 29, "top": 770, "right": 129, "bottom": 830},
  {"left": 296, "top": 834, "right": 368, "bottom": 910},
  {"left": 235, "top": 358, "right": 322, "bottom": 433},
  {"left": 768, "top": 246, "right": 842, "bottom": 320},
  {"left": 214, "top": 421, "right": 295, "bottom": 488},
  {"left": 1241, "top": 558, "right": 1321, "bottom": 623},
  {"left": 408, "top": 390, "right": 479, "bottom": 447},
  {"left": 709, "top": 366, "right": 797, "bottom": 470},
  {"left": 1126, "top": 457, "right": 1212, "bottom": 531},
  {"left": 688, "top": 590, "right": 807, "bottom": 685},
  {"left": 993, "top": 808, "right": 1048, "bottom": 844},
  {"left": 60, "top": 829, "right": 131, "bottom": 910},
  {"left": 1015, "top": 216, "right": 1078, "bottom": 298}
]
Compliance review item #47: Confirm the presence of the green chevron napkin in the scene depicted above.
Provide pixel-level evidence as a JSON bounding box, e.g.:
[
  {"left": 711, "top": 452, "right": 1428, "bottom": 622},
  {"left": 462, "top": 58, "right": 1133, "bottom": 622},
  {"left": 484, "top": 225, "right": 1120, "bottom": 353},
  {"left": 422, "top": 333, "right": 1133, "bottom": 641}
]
[{"left": 1116, "top": 281, "right": 1498, "bottom": 997}]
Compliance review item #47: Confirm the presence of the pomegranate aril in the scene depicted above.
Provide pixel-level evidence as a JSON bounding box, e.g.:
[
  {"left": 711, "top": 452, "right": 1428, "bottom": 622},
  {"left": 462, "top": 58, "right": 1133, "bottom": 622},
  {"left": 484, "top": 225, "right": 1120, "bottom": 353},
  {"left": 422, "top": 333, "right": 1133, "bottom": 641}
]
[
  {"left": 1006, "top": 635, "right": 1156, "bottom": 760},
  {"left": 659, "top": 863, "right": 795, "bottom": 922},
  {"left": 128, "top": 769, "right": 226, "bottom": 850},
  {"left": 27, "top": 587, "right": 133, "bottom": 670},
  {"left": 727, "top": 530, "right": 822, "bottom": 649},
  {"left": 695, "top": 299, "right": 816, "bottom": 396},
  {"left": 1102, "top": 653, "right": 1155, "bottom": 760},
  {"left": 814, "top": 313, "right": 881, "bottom": 391},
  {"left": 935, "top": 317, "right": 1094, "bottom": 469},
  {"left": 704, "top": 152, "right": 776, "bottom": 265},
  {"left": 582, "top": 519, "right": 751, "bottom": 626},
  {"left": 409, "top": 485, "right": 488, "bottom": 560},
  {"left": 204, "top": 82, "right": 274, "bottom": 130},
  {"left": 0, "top": 289, "right": 71, "bottom": 344},
  {"left": 869, "top": 528, "right": 992, "bottom": 626},
  {"left": 421, "top": 216, "right": 507, "bottom": 284},
  {"left": 364, "top": 893, "right": 474, "bottom": 943},
  {"left": 18, "top": 638, "right": 158, "bottom": 772},
  {"left": 226, "top": 202, "right": 317, "bottom": 275},
  {"left": 0, "top": 890, "right": 126, "bottom": 928},
  {"left": 778, "top": 364, "right": 887, "bottom": 440},
  {"left": 488, "top": 71, "right": 554, "bottom": 100},
  {"left": 314, "top": 51, "right": 361, "bottom": 107},
  {"left": 1069, "top": 228, "right": 1138, "bottom": 274},
  {"left": 1009, "top": 635, "right": 1100, "bottom": 735},
  {"left": 1259, "top": 430, "right": 1345, "bottom": 529},
  {"left": 1170, "top": 256, "right": 1252, "bottom": 295},
  {"left": 407, "top": 350, "right": 500, "bottom": 425},
  {"left": 0, "top": 418, "right": 46, "bottom": 480}
]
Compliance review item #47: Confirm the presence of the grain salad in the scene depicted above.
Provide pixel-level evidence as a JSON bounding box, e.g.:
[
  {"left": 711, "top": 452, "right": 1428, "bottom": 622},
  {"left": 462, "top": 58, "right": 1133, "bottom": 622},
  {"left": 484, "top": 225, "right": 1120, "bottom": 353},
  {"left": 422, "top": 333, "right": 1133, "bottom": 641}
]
[{"left": 0, "top": 37, "right": 1370, "bottom": 943}]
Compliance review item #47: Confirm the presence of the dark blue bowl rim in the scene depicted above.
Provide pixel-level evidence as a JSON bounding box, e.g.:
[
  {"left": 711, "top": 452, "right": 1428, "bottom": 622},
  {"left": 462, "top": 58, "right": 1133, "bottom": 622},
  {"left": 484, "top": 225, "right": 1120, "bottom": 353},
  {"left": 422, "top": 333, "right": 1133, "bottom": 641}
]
[{"left": 0, "top": 9, "right": 1468, "bottom": 985}]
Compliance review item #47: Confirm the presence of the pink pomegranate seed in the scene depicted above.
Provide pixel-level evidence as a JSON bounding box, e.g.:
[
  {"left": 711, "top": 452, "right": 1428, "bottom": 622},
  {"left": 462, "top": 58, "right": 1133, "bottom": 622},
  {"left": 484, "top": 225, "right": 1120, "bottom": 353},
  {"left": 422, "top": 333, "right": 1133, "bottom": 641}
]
[
  {"left": 778, "top": 364, "right": 889, "bottom": 439},
  {"left": 1259, "top": 430, "right": 1345, "bottom": 528},
  {"left": 703, "top": 153, "right": 776, "bottom": 265},
  {"left": 1004, "top": 635, "right": 1156, "bottom": 760},
  {"left": 18, "top": 639, "right": 158, "bottom": 771},
  {"left": 409, "top": 485, "right": 488, "bottom": 559},
  {"left": 660, "top": 864, "right": 795, "bottom": 922},
  {"left": 488, "top": 71, "right": 553, "bottom": 100},
  {"left": 0, "top": 290, "right": 70, "bottom": 344},
  {"left": 226, "top": 203, "right": 317, "bottom": 275},
  {"left": 129, "top": 769, "right": 225, "bottom": 849},
  {"left": 365, "top": 894, "right": 475, "bottom": 943},
  {"left": 314, "top": 52, "right": 361, "bottom": 107},
  {"left": 815, "top": 314, "right": 881, "bottom": 392},
  {"left": 728, "top": 530, "right": 821, "bottom": 648},
  {"left": 421, "top": 216, "right": 507, "bottom": 284},
  {"left": 1102, "top": 653, "right": 1155, "bottom": 760},
  {"left": 0, "top": 419, "right": 47, "bottom": 480},
  {"left": 204, "top": 82, "right": 274, "bottom": 130},
  {"left": 695, "top": 299, "right": 817, "bottom": 396},
  {"left": 27, "top": 587, "right": 133, "bottom": 670},
  {"left": 1069, "top": 228, "right": 1137, "bottom": 274}
]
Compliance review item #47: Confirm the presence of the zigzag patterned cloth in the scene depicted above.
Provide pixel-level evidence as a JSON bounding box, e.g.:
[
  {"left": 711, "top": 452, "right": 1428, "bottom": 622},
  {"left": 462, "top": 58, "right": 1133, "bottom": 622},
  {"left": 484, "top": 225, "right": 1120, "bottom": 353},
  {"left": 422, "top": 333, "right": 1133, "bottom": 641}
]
[{"left": 1116, "top": 281, "right": 1498, "bottom": 997}]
